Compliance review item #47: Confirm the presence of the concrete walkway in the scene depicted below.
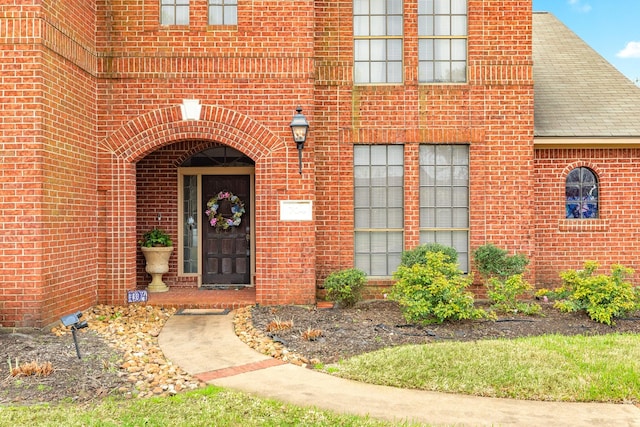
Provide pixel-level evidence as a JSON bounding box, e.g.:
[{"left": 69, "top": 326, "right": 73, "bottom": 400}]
[{"left": 158, "top": 310, "right": 640, "bottom": 427}]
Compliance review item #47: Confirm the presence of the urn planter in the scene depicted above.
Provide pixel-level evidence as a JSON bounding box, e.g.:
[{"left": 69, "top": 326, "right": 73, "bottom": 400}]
[{"left": 141, "top": 246, "right": 173, "bottom": 293}]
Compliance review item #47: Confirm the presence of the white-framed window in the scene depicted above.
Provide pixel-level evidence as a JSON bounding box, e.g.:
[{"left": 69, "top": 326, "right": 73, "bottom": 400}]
[
  {"left": 419, "top": 144, "right": 469, "bottom": 271},
  {"left": 418, "top": 0, "right": 467, "bottom": 83},
  {"left": 354, "top": 145, "right": 404, "bottom": 276},
  {"left": 209, "top": 0, "right": 238, "bottom": 25},
  {"left": 161, "top": 0, "right": 190, "bottom": 25},
  {"left": 353, "top": 0, "right": 404, "bottom": 84}
]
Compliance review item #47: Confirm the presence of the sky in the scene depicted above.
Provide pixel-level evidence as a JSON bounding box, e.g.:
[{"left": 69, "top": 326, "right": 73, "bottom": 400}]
[{"left": 533, "top": 0, "right": 640, "bottom": 84}]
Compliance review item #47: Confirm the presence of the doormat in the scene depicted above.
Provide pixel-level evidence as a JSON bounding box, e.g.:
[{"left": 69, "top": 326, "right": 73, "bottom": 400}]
[{"left": 175, "top": 308, "right": 231, "bottom": 316}]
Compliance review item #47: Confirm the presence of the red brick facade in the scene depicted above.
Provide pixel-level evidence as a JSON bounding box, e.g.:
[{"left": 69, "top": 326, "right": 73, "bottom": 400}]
[{"left": 3, "top": 1, "right": 628, "bottom": 328}]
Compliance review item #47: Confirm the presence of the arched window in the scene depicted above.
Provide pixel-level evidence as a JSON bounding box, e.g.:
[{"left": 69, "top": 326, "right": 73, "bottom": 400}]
[{"left": 565, "top": 167, "right": 598, "bottom": 219}]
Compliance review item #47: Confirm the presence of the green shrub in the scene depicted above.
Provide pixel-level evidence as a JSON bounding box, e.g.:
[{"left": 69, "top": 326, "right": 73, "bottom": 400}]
[
  {"left": 472, "top": 243, "right": 529, "bottom": 280},
  {"left": 487, "top": 274, "right": 541, "bottom": 315},
  {"left": 390, "top": 252, "right": 486, "bottom": 324},
  {"left": 323, "top": 268, "right": 367, "bottom": 308},
  {"left": 552, "top": 261, "right": 640, "bottom": 325},
  {"left": 400, "top": 243, "right": 458, "bottom": 267}
]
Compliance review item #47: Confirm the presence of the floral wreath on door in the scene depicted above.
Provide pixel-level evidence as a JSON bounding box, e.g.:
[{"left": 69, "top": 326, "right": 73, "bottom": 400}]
[{"left": 205, "top": 191, "right": 245, "bottom": 231}]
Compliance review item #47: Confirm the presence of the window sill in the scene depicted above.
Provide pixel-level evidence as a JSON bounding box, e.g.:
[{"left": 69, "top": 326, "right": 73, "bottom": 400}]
[{"left": 558, "top": 219, "right": 608, "bottom": 232}]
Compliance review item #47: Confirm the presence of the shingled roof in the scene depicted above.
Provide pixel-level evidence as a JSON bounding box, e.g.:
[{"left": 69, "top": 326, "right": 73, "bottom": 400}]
[{"left": 533, "top": 12, "right": 640, "bottom": 138}]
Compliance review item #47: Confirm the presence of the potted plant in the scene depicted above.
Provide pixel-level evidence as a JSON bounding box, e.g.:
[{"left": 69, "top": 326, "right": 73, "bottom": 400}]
[{"left": 140, "top": 228, "right": 173, "bottom": 293}]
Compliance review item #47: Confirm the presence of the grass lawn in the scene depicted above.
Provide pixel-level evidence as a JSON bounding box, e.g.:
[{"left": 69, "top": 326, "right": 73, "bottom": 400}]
[
  {"left": 332, "top": 333, "right": 640, "bottom": 403},
  {"left": 0, "top": 386, "right": 418, "bottom": 427}
]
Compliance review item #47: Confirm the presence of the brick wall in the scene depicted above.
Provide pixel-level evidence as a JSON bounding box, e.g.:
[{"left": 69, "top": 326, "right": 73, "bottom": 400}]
[
  {"left": 535, "top": 147, "right": 640, "bottom": 288},
  {"left": 0, "top": 2, "right": 97, "bottom": 327}
]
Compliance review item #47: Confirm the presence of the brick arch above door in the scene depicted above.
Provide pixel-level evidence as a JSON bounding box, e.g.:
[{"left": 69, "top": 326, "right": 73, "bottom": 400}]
[{"left": 99, "top": 104, "right": 284, "bottom": 163}]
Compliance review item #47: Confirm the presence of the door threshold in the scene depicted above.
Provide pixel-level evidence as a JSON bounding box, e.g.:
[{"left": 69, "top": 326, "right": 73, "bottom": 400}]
[{"left": 200, "top": 284, "right": 253, "bottom": 290}]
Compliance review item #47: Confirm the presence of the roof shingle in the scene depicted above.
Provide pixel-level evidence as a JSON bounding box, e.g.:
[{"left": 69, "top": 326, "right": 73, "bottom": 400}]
[{"left": 533, "top": 12, "right": 640, "bottom": 137}]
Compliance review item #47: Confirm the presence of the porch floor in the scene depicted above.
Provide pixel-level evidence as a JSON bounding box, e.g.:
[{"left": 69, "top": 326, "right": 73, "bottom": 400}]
[{"left": 145, "top": 286, "right": 256, "bottom": 310}]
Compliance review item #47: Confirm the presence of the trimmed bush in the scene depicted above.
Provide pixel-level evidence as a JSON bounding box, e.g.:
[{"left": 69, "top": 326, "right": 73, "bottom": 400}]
[
  {"left": 391, "top": 252, "right": 486, "bottom": 324},
  {"left": 472, "top": 243, "right": 528, "bottom": 280},
  {"left": 400, "top": 243, "right": 458, "bottom": 267},
  {"left": 323, "top": 268, "right": 367, "bottom": 308},
  {"left": 551, "top": 261, "right": 640, "bottom": 325},
  {"left": 487, "top": 274, "right": 541, "bottom": 315}
]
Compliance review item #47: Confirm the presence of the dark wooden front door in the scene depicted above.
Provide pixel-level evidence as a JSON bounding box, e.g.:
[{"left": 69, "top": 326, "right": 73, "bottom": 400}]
[{"left": 202, "top": 175, "right": 251, "bottom": 286}]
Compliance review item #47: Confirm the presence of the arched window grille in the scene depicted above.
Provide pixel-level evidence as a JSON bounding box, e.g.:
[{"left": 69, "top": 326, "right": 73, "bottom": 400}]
[{"left": 565, "top": 167, "right": 598, "bottom": 219}]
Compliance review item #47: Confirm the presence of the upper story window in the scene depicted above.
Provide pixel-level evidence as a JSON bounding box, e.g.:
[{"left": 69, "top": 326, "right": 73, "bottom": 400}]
[
  {"left": 353, "top": 0, "right": 404, "bottom": 84},
  {"left": 418, "top": 0, "right": 467, "bottom": 83},
  {"left": 565, "top": 167, "right": 599, "bottom": 219},
  {"left": 209, "top": 0, "right": 238, "bottom": 25},
  {"left": 161, "top": 0, "right": 190, "bottom": 25}
]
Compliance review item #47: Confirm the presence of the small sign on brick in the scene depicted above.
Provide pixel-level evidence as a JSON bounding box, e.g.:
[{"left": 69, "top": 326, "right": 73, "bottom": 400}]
[{"left": 127, "top": 290, "right": 148, "bottom": 303}]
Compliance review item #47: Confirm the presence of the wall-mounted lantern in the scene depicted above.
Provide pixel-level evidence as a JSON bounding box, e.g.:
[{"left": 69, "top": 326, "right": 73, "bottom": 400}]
[{"left": 289, "top": 106, "right": 309, "bottom": 175}]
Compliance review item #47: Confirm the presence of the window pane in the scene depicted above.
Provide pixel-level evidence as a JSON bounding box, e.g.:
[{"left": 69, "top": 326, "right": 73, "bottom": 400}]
[
  {"left": 371, "top": 62, "right": 386, "bottom": 82},
  {"left": 371, "top": 16, "right": 386, "bottom": 36},
  {"left": 354, "top": 0, "right": 368, "bottom": 15},
  {"left": 355, "top": 232, "right": 370, "bottom": 252},
  {"left": 388, "top": 189, "right": 403, "bottom": 207},
  {"left": 388, "top": 62, "right": 403, "bottom": 83},
  {"left": 452, "top": 39, "right": 466, "bottom": 60},
  {"left": 453, "top": 208, "right": 469, "bottom": 227},
  {"left": 418, "top": 0, "right": 434, "bottom": 14},
  {"left": 418, "top": 15, "right": 433, "bottom": 35},
  {"left": 434, "top": 15, "right": 450, "bottom": 36},
  {"left": 388, "top": 39, "right": 403, "bottom": 61},
  {"left": 176, "top": 6, "right": 189, "bottom": 24},
  {"left": 354, "top": 165, "right": 370, "bottom": 186},
  {"left": 436, "top": 187, "right": 452, "bottom": 205},
  {"left": 388, "top": 165, "right": 404, "bottom": 186},
  {"left": 224, "top": 7, "right": 237, "bottom": 25},
  {"left": 388, "top": 15, "right": 403, "bottom": 36},
  {"left": 436, "top": 208, "right": 452, "bottom": 227},
  {"left": 434, "top": 0, "right": 450, "bottom": 14},
  {"left": 387, "top": 0, "right": 403, "bottom": 14},
  {"left": 371, "top": 39, "right": 387, "bottom": 61},
  {"left": 355, "top": 208, "right": 370, "bottom": 228},
  {"left": 355, "top": 63, "right": 370, "bottom": 83},
  {"left": 388, "top": 208, "right": 403, "bottom": 228},
  {"left": 452, "top": 0, "right": 467, "bottom": 14},
  {"left": 421, "top": 207, "right": 435, "bottom": 227},
  {"left": 451, "top": 62, "right": 466, "bottom": 81},
  {"left": 452, "top": 15, "right": 467, "bottom": 35},
  {"left": 354, "top": 16, "right": 370, "bottom": 36},
  {"left": 434, "top": 39, "right": 450, "bottom": 61},
  {"left": 452, "top": 187, "right": 468, "bottom": 205},
  {"left": 371, "top": 187, "right": 388, "bottom": 207},
  {"left": 355, "top": 40, "right": 369, "bottom": 60},
  {"left": 161, "top": 6, "right": 175, "bottom": 24},
  {"left": 354, "top": 146, "right": 370, "bottom": 165},
  {"left": 371, "top": 0, "right": 386, "bottom": 14},
  {"left": 371, "top": 208, "right": 388, "bottom": 227},
  {"left": 434, "top": 62, "right": 450, "bottom": 81},
  {"left": 421, "top": 187, "right": 435, "bottom": 206},
  {"left": 354, "top": 187, "right": 370, "bottom": 207}
]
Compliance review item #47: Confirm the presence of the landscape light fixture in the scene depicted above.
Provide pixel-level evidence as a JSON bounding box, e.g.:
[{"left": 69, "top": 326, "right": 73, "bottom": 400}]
[
  {"left": 289, "top": 106, "right": 309, "bottom": 175},
  {"left": 60, "top": 311, "right": 88, "bottom": 359}
]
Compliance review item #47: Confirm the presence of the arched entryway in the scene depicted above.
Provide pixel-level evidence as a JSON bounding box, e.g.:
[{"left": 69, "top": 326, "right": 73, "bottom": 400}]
[{"left": 99, "top": 105, "right": 298, "bottom": 304}]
